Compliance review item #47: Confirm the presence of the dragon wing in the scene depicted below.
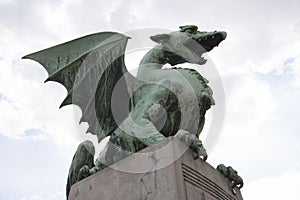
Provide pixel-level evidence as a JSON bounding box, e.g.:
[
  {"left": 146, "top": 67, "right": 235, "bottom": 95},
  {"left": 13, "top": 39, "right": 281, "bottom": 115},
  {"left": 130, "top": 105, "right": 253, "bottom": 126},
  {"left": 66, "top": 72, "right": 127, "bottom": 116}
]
[{"left": 23, "top": 32, "right": 136, "bottom": 142}]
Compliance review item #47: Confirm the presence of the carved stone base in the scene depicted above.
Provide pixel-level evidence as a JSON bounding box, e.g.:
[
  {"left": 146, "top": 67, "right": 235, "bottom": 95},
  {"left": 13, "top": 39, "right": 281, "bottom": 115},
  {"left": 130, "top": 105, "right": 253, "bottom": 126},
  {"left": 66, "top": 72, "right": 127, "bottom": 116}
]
[{"left": 69, "top": 137, "right": 243, "bottom": 200}]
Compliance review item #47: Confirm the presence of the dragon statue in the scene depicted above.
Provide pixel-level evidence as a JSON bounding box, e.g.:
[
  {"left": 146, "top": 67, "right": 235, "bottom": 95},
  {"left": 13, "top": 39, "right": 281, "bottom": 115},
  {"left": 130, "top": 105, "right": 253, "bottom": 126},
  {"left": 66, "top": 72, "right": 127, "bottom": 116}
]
[{"left": 23, "top": 25, "right": 228, "bottom": 198}]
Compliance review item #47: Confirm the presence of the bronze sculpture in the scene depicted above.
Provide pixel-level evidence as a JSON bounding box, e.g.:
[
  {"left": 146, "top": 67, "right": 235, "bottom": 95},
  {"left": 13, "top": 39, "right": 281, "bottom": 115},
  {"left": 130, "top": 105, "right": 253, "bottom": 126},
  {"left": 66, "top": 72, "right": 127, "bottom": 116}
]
[{"left": 23, "top": 25, "right": 231, "bottom": 198}]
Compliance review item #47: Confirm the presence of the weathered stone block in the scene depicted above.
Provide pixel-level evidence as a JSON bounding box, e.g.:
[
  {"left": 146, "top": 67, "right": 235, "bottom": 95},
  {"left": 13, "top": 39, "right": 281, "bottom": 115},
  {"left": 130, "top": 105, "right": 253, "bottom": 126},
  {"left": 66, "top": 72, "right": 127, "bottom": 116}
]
[{"left": 69, "top": 137, "right": 243, "bottom": 200}]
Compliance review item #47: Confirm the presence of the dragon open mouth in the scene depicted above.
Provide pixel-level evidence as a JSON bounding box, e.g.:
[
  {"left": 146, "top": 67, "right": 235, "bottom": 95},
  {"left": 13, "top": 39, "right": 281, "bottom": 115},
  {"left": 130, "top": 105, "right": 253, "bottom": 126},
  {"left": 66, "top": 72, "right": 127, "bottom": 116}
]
[
  {"left": 181, "top": 31, "right": 226, "bottom": 64},
  {"left": 184, "top": 31, "right": 227, "bottom": 54},
  {"left": 197, "top": 31, "right": 227, "bottom": 52}
]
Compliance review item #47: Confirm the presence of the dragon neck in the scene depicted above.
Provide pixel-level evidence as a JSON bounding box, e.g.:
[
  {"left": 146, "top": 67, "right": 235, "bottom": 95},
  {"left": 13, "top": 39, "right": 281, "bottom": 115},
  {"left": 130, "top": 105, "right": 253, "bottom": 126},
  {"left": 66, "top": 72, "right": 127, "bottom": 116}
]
[{"left": 138, "top": 46, "right": 167, "bottom": 71}]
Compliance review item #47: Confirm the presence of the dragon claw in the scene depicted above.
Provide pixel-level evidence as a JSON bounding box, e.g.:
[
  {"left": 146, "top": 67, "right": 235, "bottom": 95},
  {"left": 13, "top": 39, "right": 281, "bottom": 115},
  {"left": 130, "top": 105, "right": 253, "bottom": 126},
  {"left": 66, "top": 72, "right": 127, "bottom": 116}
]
[
  {"left": 191, "top": 138, "right": 207, "bottom": 161},
  {"left": 77, "top": 165, "right": 90, "bottom": 181}
]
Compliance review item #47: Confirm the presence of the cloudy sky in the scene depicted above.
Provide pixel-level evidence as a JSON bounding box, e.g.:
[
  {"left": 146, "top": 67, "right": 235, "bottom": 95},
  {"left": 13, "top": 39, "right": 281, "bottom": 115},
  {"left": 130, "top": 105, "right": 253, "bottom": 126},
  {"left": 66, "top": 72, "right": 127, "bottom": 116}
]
[{"left": 0, "top": 0, "right": 300, "bottom": 199}]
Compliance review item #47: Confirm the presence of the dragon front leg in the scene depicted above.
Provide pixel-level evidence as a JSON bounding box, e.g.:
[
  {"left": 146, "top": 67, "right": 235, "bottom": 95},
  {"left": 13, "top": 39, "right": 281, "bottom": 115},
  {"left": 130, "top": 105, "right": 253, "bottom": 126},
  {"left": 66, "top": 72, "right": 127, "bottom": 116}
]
[
  {"left": 174, "top": 129, "right": 207, "bottom": 161},
  {"left": 94, "top": 117, "right": 167, "bottom": 168}
]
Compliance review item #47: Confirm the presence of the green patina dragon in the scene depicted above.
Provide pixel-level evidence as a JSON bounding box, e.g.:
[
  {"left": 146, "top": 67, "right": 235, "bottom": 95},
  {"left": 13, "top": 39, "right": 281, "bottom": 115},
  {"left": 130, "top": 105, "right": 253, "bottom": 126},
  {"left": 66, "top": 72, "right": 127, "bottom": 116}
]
[{"left": 23, "top": 25, "right": 227, "bottom": 198}]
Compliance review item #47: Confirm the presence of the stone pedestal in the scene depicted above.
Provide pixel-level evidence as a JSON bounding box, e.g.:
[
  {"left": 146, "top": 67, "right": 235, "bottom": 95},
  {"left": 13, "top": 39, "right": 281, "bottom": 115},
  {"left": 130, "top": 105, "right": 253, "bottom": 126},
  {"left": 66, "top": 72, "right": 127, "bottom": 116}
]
[{"left": 69, "top": 137, "right": 243, "bottom": 200}]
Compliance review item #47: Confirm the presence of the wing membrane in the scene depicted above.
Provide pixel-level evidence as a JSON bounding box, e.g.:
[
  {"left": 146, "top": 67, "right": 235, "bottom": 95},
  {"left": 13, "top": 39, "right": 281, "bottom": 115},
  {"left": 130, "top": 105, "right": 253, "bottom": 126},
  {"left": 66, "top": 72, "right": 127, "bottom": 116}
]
[{"left": 23, "top": 32, "right": 132, "bottom": 142}]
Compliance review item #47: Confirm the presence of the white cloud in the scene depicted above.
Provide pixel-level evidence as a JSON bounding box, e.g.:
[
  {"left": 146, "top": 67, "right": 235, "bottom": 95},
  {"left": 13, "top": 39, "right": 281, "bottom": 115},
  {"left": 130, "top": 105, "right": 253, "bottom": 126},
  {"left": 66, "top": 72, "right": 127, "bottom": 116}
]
[
  {"left": 289, "top": 56, "right": 300, "bottom": 87},
  {"left": 244, "top": 168, "right": 300, "bottom": 200},
  {"left": 248, "top": 30, "right": 300, "bottom": 77},
  {"left": 21, "top": 192, "right": 63, "bottom": 200},
  {"left": 0, "top": 57, "right": 78, "bottom": 145},
  {"left": 223, "top": 71, "right": 274, "bottom": 136}
]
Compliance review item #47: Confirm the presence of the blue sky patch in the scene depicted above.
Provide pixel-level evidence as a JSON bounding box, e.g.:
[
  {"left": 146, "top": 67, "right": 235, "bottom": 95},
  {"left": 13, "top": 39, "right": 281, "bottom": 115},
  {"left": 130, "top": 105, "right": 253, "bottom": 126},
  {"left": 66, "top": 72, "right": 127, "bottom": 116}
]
[
  {"left": 24, "top": 128, "right": 44, "bottom": 137},
  {"left": 0, "top": 93, "right": 8, "bottom": 101},
  {"left": 283, "top": 57, "right": 295, "bottom": 66}
]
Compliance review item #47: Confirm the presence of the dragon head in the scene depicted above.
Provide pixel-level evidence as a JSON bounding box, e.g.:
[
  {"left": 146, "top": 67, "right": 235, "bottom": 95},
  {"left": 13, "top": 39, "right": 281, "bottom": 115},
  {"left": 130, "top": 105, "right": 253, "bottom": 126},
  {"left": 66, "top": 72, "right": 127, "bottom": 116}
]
[{"left": 150, "top": 25, "right": 227, "bottom": 65}]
